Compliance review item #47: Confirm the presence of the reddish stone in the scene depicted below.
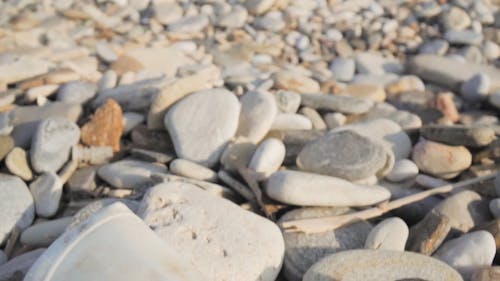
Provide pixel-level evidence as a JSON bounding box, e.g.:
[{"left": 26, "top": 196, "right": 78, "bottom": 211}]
[{"left": 81, "top": 99, "right": 123, "bottom": 152}]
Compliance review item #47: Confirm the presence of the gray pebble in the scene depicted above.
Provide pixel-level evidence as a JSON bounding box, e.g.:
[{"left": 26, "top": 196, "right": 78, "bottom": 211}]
[
  {"left": 460, "top": 73, "right": 491, "bottom": 101},
  {"left": 20, "top": 217, "right": 72, "bottom": 247},
  {"left": 329, "top": 57, "right": 355, "bottom": 82},
  {"left": 98, "top": 160, "right": 167, "bottom": 189},
  {"left": 57, "top": 81, "right": 97, "bottom": 104},
  {"left": 29, "top": 172, "right": 63, "bottom": 217}
]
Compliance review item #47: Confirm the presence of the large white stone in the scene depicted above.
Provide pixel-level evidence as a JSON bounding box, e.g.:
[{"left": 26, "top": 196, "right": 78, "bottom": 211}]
[
  {"left": 0, "top": 174, "right": 34, "bottom": 244},
  {"left": 265, "top": 170, "right": 391, "bottom": 207},
  {"left": 24, "top": 203, "right": 204, "bottom": 281},
  {"left": 165, "top": 88, "right": 241, "bottom": 167},
  {"left": 138, "top": 182, "right": 285, "bottom": 281},
  {"left": 236, "top": 90, "right": 277, "bottom": 143}
]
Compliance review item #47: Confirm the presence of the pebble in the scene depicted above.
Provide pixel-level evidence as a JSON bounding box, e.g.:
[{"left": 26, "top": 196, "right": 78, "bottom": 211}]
[
  {"left": 324, "top": 112, "right": 346, "bottom": 129},
  {"left": 489, "top": 198, "right": 500, "bottom": 219},
  {"left": 25, "top": 202, "right": 204, "bottom": 281},
  {"left": 420, "top": 125, "right": 496, "bottom": 147},
  {"left": 472, "top": 267, "right": 500, "bottom": 281},
  {"left": 385, "top": 75, "right": 425, "bottom": 96},
  {"left": 248, "top": 138, "right": 285, "bottom": 180},
  {"left": 20, "top": 217, "right": 72, "bottom": 247},
  {"left": 441, "top": 6, "right": 471, "bottom": 31},
  {"left": 303, "top": 249, "right": 463, "bottom": 281},
  {"left": 419, "top": 39, "right": 450, "bottom": 55},
  {"left": 138, "top": 182, "right": 285, "bottom": 281},
  {"left": 278, "top": 207, "right": 372, "bottom": 281},
  {"left": 0, "top": 251, "right": 4, "bottom": 266},
  {"left": 169, "top": 158, "right": 217, "bottom": 182},
  {"left": 97, "top": 160, "right": 167, "bottom": 189},
  {"left": 67, "top": 166, "right": 98, "bottom": 196},
  {"left": 30, "top": 117, "right": 80, "bottom": 173},
  {"left": 0, "top": 174, "right": 34, "bottom": 243},
  {"left": 299, "top": 107, "right": 327, "bottom": 130},
  {"left": 0, "top": 135, "right": 14, "bottom": 160},
  {"left": 236, "top": 90, "right": 277, "bottom": 143},
  {"left": 334, "top": 118, "right": 411, "bottom": 160},
  {"left": 220, "top": 140, "right": 257, "bottom": 172},
  {"left": 386, "top": 159, "right": 419, "bottom": 182},
  {"left": 338, "top": 84, "right": 386, "bottom": 102},
  {"left": 217, "top": 5, "right": 248, "bottom": 28},
  {"left": 273, "top": 71, "right": 320, "bottom": 94},
  {"left": 5, "top": 147, "right": 33, "bottom": 181},
  {"left": 57, "top": 81, "right": 97, "bottom": 104},
  {"left": 130, "top": 148, "right": 174, "bottom": 164},
  {"left": 482, "top": 41, "right": 500, "bottom": 60},
  {"left": 0, "top": 57, "right": 51, "bottom": 85},
  {"left": 81, "top": 98, "right": 123, "bottom": 152},
  {"left": 461, "top": 72, "right": 491, "bottom": 101},
  {"left": 165, "top": 88, "right": 241, "bottom": 167},
  {"left": 246, "top": 0, "right": 275, "bottom": 15},
  {"left": 265, "top": 170, "right": 390, "bottom": 207},
  {"left": 445, "top": 30, "right": 483, "bottom": 45},
  {"left": 122, "top": 112, "right": 144, "bottom": 134},
  {"left": 297, "top": 130, "right": 389, "bottom": 181},
  {"left": 29, "top": 172, "right": 63, "bottom": 217},
  {"left": 329, "top": 58, "right": 355, "bottom": 82},
  {"left": 355, "top": 52, "right": 403, "bottom": 75},
  {"left": 168, "top": 15, "right": 209, "bottom": 34},
  {"left": 153, "top": 0, "right": 182, "bottom": 25},
  {"left": 96, "top": 41, "right": 118, "bottom": 63},
  {"left": 271, "top": 113, "right": 313, "bottom": 131},
  {"left": 407, "top": 210, "right": 451, "bottom": 255},
  {"left": 434, "top": 231, "right": 496, "bottom": 280},
  {"left": 365, "top": 217, "right": 408, "bottom": 251},
  {"left": 300, "top": 93, "right": 374, "bottom": 114},
  {"left": 412, "top": 139, "right": 472, "bottom": 179},
  {"left": 274, "top": 90, "right": 301, "bottom": 113}
]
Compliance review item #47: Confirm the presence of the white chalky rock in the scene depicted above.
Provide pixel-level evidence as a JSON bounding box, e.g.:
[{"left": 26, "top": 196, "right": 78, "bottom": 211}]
[
  {"left": 386, "top": 159, "right": 419, "bottom": 182},
  {"left": 98, "top": 160, "right": 167, "bottom": 189},
  {"left": 271, "top": 113, "right": 313, "bottom": 130},
  {"left": 169, "top": 158, "right": 218, "bottom": 182},
  {"left": 138, "top": 182, "right": 285, "bottom": 281},
  {"left": 165, "top": 88, "right": 241, "bottom": 167},
  {"left": 24, "top": 203, "right": 204, "bottom": 281}
]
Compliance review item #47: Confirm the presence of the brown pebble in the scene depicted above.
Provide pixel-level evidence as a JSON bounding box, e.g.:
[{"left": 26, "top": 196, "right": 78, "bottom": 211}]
[
  {"left": 110, "top": 55, "right": 144, "bottom": 75},
  {"left": 471, "top": 266, "right": 500, "bottom": 281},
  {"left": 81, "top": 99, "right": 123, "bottom": 152},
  {"left": 433, "top": 92, "right": 459, "bottom": 123}
]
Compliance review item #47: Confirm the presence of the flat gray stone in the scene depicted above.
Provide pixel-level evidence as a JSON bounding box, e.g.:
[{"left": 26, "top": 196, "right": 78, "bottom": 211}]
[
  {"left": 445, "top": 30, "right": 483, "bottom": 45},
  {"left": 29, "top": 172, "right": 63, "bottom": 217},
  {"left": 0, "top": 174, "right": 35, "bottom": 243},
  {"left": 97, "top": 160, "right": 167, "bottom": 189},
  {"left": 57, "top": 81, "right": 97, "bottom": 104},
  {"left": 407, "top": 54, "right": 500, "bottom": 90},
  {"left": 329, "top": 58, "right": 355, "bottom": 82},
  {"left": 303, "top": 249, "right": 463, "bottom": 281},
  {"left": 386, "top": 159, "right": 419, "bottom": 182},
  {"left": 138, "top": 182, "right": 284, "bottom": 281},
  {"left": 236, "top": 90, "right": 277, "bottom": 143},
  {"left": 0, "top": 248, "right": 45, "bottom": 281},
  {"left": 265, "top": 170, "right": 390, "bottom": 207},
  {"left": 461, "top": 73, "right": 491, "bottom": 101},
  {"left": 434, "top": 231, "right": 496, "bottom": 280},
  {"left": 297, "top": 130, "right": 389, "bottom": 181},
  {"left": 420, "top": 125, "right": 496, "bottom": 147},
  {"left": 165, "top": 88, "right": 241, "bottom": 167},
  {"left": 278, "top": 207, "right": 372, "bottom": 281},
  {"left": 30, "top": 117, "right": 80, "bottom": 173},
  {"left": 20, "top": 217, "right": 72, "bottom": 247}
]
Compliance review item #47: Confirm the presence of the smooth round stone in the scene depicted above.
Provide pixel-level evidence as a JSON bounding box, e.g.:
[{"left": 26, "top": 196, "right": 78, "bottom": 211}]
[
  {"left": 329, "top": 58, "right": 355, "bottom": 82},
  {"left": 336, "top": 118, "right": 411, "bottom": 161},
  {"left": 96, "top": 41, "right": 118, "bottom": 63},
  {"left": 339, "top": 84, "right": 386, "bottom": 102},
  {"left": 489, "top": 198, "right": 500, "bottom": 219},
  {"left": 355, "top": 52, "right": 403, "bottom": 75},
  {"left": 265, "top": 170, "right": 390, "bottom": 207},
  {"left": 412, "top": 139, "right": 472, "bottom": 179},
  {"left": 0, "top": 135, "right": 14, "bottom": 160},
  {"left": 138, "top": 182, "right": 284, "bottom": 281},
  {"left": 5, "top": 147, "right": 33, "bottom": 181},
  {"left": 433, "top": 231, "right": 496, "bottom": 280},
  {"left": 248, "top": 138, "right": 285, "bottom": 180},
  {"left": 0, "top": 174, "right": 34, "bottom": 243},
  {"left": 489, "top": 91, "right": 500, "bottom": 109},
  {"left": 272, "top": 71, "right": 320, "bottom": 94},
  {"left": 444, "top": 30, "right": 483, "bottom": 45},
  {"left": 461, "top": 73, "right": 491, "bottom": 101},
  {"left": 154, "top": 0, "right": 182, "bottom": 25},
  {"left": 324, "top": 112, "right": 346, "bottom": 129},
  {"left": 31, "top": 117, "right": 80, "bottom": 173},
  {"left": 271, "top": 113, "right": 313, "bottom": 131},
  {"left": 419, "top": 39, "right": 449, "bottom": 55},
  {"left": 254, "top": 11, "right": 285, "bottom": 32},
  {"left": 441, "top": 6, "right": 471, "bottom": 31},
  {"left": 165, "top": 88, "right": 241, "bottom": 167},
  {"left": 275, "top": 90, "right": 301, "bottom": 113},
  {"left": 297, "top": 130, "right": 389, "bottom": 181},
  {"left": 29, "top": 172, "right": 63, "bottom": 217},
  {"left": 97, "top": 160, "right": 167, "bottom": 189},
  {"left": 482, "top": 41, "right": 500, "bottom": 60},
  {"left": 236, "top": 91, "right": 277, "bottom": 143},
  {"left": 365, "top": 217, "right": 409, "bottom": 251},
  {"left": 169, "top": 158, "right": 217, "bottom": 182},
  {"left": 57, "top": 81, "right": 97, "bottom": 104},
  {"left": 300, "top": 93, "right": 374, "bottom": 114},
  {"left": 245, "top": 0, "right": 275, "bottom": 15},
  {"left": 216, "top": 5, "right": 248, "bottom": 28},
  {"left": 168, "top": 15, "right": 209, "bottom": 33},
  {"left": 122, "top": 112, "right": 144, "bottom": 134},
  {"left": 279, "top": 207, "right": 372, "bottom": 281},
  {"left": 20, "top": 217, "right": 72, "bottom": 247},
  {"left": 303, "top": 249, "right": 463, "bottom": 281},
  {"left": 362, "top": 104, "right": 422, "bottom": 130},
  {"left": 386, "top": 159, "right": 419, "bottom": 182},
  {"left": 220, "top": 140, "right": 257, "bottom": 172},
  {"left": 385, "top": 75, "right": 425, "bottom": 95}
]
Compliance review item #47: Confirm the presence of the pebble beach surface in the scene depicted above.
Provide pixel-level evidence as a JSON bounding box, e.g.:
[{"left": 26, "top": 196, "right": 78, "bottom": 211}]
[{"left": 0, "top": 0, "right": 499, "bottom": 280}]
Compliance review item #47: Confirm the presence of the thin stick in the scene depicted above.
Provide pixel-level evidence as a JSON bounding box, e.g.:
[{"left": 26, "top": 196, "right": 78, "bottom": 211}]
[{"left": 281, "top": 172, "right": 497, "bottom": 234}]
